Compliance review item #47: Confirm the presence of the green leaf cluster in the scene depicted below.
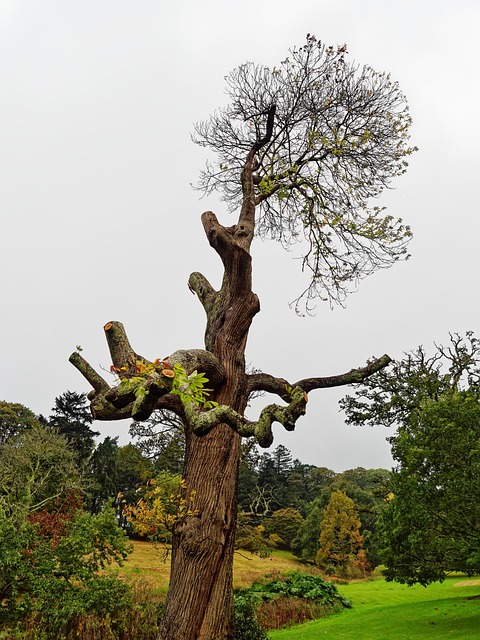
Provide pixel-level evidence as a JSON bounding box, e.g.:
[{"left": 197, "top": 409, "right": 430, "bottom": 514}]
[
  {"left": 170, "top": 363, "right": 218, "bottom": 409},
  {"left": 245, "top": 572, "right": 352, "bottom": 608},
  {"left": 117, "top": 360, "right": 218, "bottom": 409}
]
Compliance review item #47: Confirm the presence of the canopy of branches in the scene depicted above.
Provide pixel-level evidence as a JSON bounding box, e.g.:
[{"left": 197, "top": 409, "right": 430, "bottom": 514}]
[{"left": 194, "top": 35, "right": 416, "bottom": 309}]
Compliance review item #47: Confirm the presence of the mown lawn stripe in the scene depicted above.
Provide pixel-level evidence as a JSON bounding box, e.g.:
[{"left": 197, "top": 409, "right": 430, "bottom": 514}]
[{"left": 269, "top": 577, "right": 480, "bottom": 639}]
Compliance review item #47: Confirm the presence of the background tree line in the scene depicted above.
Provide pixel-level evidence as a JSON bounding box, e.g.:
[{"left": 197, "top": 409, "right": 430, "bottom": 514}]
[
  {"left": 1, "top": 330, "right": 479, "bottom": 635},
  {"left": 0, "top": 393, "right": 392, "bottom": 580}
]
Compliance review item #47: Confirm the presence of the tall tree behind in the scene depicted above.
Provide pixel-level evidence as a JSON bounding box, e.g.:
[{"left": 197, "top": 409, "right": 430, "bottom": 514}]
[
  {"left": 71, "top": 36, "right": 415, "bottom": 639},
  {"left": 49, "top": 391, "right": 99, "bottom": 466},
  {"left": 87, "top": 436, "right": 119, "bottom": 514},
  {"left": 0, "top": 401, "right": 43, "bottom": 445},
  {"left": 316, "top": 489, "right": 364, "bottom": 576},
  {"left": 342, "top": 332, "right": 480, "bottom": 584}
]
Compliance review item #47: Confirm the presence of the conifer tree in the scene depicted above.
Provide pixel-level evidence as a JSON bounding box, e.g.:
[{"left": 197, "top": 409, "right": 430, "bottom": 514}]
[{"left": 316, "top": 489, "right": 364, "bottom": 576}]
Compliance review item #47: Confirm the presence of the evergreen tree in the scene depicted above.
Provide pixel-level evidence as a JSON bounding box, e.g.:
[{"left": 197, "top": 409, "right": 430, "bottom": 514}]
[
  {"left": 87, "top": 436, "right": 119, "bottom": 514},
  {"left": 48, "top": 391, "right": 99, "bottom": 465}
]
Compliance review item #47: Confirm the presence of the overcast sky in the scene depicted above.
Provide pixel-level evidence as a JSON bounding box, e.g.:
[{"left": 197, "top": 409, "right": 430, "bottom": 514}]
[{"left": 1, "top": 0, "right": 478, "bottom": 472}]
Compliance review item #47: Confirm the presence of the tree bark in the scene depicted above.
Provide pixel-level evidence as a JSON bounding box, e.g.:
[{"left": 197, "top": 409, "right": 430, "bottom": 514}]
[{"left": 159, "top": 201, "right": 260, "bottom": 639}]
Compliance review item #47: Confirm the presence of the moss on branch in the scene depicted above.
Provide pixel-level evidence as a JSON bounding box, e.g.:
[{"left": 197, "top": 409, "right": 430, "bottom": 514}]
[
  {"left": 188, "top": 272, "right": 217, "bottom": 314},
  {"left": 246, "top": 354, "right": 392, "bottom": 398},
  {"left": 183, "top": 386, "right": 308, "bottom": 447},
  {"left": 69, "top": 322, "right": 226, "bottom": 422}
]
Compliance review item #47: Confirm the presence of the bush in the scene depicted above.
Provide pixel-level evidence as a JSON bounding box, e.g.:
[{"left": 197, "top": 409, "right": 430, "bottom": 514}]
[
  {"left": 233, "top": 593, "right": 268, "bottom": 640},
  {"left": 236, "top": 571, "right": 352, "bottom": 631},
  {"left": 0, "top": 501, "right": 133, "bottom": 636},
  {"left": 250, "top": 571, "right": 352, "bottom": 607},
  {"left": 0, "top": 580, "right": 163, "bottom": 640}
]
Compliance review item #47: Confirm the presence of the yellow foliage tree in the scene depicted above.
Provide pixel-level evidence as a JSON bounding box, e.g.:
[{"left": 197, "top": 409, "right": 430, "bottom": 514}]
[
  {"left": 123, "top": 472, "right": 197, "bottom": 543},
  {"left": 316, "top": 490, "right": 364, "bottom": 577}
]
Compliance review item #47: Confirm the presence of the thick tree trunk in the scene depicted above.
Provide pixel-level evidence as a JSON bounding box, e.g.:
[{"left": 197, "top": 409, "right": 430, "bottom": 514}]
[
  {"left": 159, "top": 423, "right": 242, "bottom": 639},
  {"left": 158, "top": 200, "right": 259, "bottom": 638},
  {"left": 158, "top": 347, "right": 253, "bottom": 638}
]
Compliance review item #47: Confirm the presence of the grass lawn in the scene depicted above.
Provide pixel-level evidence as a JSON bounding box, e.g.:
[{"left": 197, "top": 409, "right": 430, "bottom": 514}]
[
  {"left": 118, "top": 542, "right": 480, "bottom": 638},
  {"left": 269, "top": 576, "right": 480, "bottom": 639},
  {"left": 118, "top": 540, "right": 305, "bottom": 594}
]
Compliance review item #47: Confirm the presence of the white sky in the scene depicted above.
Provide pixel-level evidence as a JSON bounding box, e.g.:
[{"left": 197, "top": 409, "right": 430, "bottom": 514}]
[{"left": 1, "top": 0, "right": 478, "bottom": 472}]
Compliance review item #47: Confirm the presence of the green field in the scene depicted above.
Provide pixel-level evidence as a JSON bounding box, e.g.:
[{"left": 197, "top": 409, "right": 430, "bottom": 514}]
[
  {"left": 119, "top": 543, "right": 480, "bottom": 639},
  {"left": 269, "top": 576, "right": 480, "bottom": 639}
]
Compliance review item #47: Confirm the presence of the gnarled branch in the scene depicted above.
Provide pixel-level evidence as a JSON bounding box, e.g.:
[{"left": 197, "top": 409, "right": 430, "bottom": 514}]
[
  {"left": 182, "top": 386, "right": 307, "bottom": 448},
  {"left": 246, "top": 354, "right": 392, "bottom": 398},
  {"left": 69, "top": 321, "right": 226, "bottom": 422}
]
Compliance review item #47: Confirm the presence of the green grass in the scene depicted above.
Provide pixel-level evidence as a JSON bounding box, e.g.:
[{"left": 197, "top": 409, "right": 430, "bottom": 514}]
[
  {"left": 269, "top": 576, "right": 480, "bottom": 639},
  {"left": 119, "top": 543, "right": 480, "bottom": 638}
]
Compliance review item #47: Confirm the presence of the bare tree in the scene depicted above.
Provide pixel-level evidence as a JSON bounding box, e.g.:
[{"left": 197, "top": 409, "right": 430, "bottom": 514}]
[{"left": 70, "top": 36, "right": 415, "bottom": 640}]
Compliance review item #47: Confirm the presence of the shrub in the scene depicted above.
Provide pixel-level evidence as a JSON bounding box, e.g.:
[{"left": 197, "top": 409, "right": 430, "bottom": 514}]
[
  {"left": 251, "top": 571, "right": 351, "bottom": 606},
  {"left": 0, "top": 501, "right": 132, "bottom": 635},
  {"left": 0, "top": 580, "right": 163, "bottom": 640},
  {"left": 233, "top": 593, "right": 268, "bottom": 640},
  {"left": 236, "top": 571, "right": 352, "bottom": 631}
]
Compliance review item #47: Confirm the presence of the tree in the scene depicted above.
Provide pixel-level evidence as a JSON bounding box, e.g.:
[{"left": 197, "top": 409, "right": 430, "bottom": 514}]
[
  {"left": 287, "top": 464, "right": 337, "bottom": 513},
  {"left": 316, "top": 490, "right": 364, "bottom": 576},
  {"left": 70, "top": 36, "right": 415, "bottom": 639},
  {"left": 264, "top": 508, "right": 305, "bottom": 550},
  {"left": 237, "top": 442, "right": 262, "bottom": 512},
  {"left": 48, "top": 391, "right": 100, "bottom": 465},
  {"left": 379, "top": 392, "right": 480, "bottom": 585},
  {"left": 291, "top": 502, "right": 324, "bottom": 562},
  {"left": 0, "top": 423, "right": 81, "bottom": 513},
  {"left": 87, "top": 435, "right": 119, "bottom": 514},
  {"left": 342, "top": 332, "right": 480, "bottom": 584},
  {"left": 130, "top": 410, "right": 186, "bottom": 475},
  {"left": 256, "top": 444, "right": 294, "bottom": 510},
  {"left": 0, "top": 401, "right": 43, "bottom": 445}
]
